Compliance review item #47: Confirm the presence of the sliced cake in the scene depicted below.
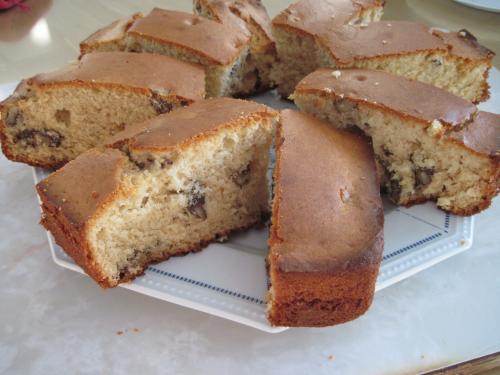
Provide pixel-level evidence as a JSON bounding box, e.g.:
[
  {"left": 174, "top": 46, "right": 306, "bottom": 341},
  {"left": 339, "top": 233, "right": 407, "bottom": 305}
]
[
  {"left": 193, "top": 0, "right": 277, "bottom": 92},
  {"left": 124, "top": 8, "right": 259, "bottom": 98},
  {"left": 0, "top": 52, "right": 205, "bottom": 168},
  {"left": 80, "top": 13, "right": 143, "bottom": 55},
  {"left": 273, "top": 1, "right": 493, "bottom": 102},
  {"left": 294, "top": 68, "right": 500, "bottom": 215},
  {"left": 272, "top": 0, "right": 384, "bottom": 96},
  {"left": 36, "top": 98, "right": 277, "bottom": 288},
  {"left": 268, "top": 109, "right": 384, "bottom": 327}
]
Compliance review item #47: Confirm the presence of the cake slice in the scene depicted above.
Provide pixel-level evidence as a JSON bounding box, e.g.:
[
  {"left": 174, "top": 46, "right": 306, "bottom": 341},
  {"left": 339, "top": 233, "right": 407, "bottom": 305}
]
[
  {"left": 36, "top": 98, "right": 277, "bottom": 288},
  {"left": 294, "top": 68, "right": 499, "bottom": 215},
  {"left": 125, "top": 8, "right": 257, "bottom": 97},
  {"left": 80, "top": 13, "right": 143, "bottom": 55},
  {"left": 268, "top": 109, "right": 384, "bottom": 327},
  {"left": 272, "top": 0, "right": 384, "bottom": 96},
  {"left": 0, "top": 52, "right": 205, "bottom": 168},
  {"left": 193, "top": 0, "right": 277, "bottom": 92},
  {"left": 273, "top": 2, "right": 494, "bottom": 102}
]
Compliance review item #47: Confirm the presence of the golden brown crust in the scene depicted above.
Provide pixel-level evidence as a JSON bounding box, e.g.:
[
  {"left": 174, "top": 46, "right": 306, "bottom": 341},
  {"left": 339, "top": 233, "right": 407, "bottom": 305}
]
[
  {"left": 107, "top": 97, "right": 276, "bottom": 152},
  {"left": 433, "top": 29, "right": 495, "bottom": 61},
  {"left": 127, "top": 8, "right": 249, "bottom": 65},
  {"left": 36, "top": 148, "right": 126, "bottom": 227},
  {"left": 270, "top": 109, "right": 383, "bottom": 273},
  {"left": 30, "top": 52, "right": 206, "bottom": 102},
  {"left": 451, "top": 111, "right": 500, "bottom": 158},
  {"left": 79, "top": 13, "right": 143, "bottom": 54},
  {"left": 318, "top": 21, "right": 446, "bottom": 65},
  {"left": 268, "top": 251, "right": 382, "bottom": 327},
  {"left": 295, "top": 68, "right": 476, "bottom": 128},
  {"left": 294, "top": 69, "right": 499, "bottom": 216},
  {"left": 36, "top": 98, "right": 277, "bottom": 288},
  {"left": 195, "top": 0, "right": 274, "bottom": 47},
  {"left": 267, "top": 109, "right": 383, "bottom": 327},
  {"left": 272, "top": 0, "right": 384, "bottom": 34}
]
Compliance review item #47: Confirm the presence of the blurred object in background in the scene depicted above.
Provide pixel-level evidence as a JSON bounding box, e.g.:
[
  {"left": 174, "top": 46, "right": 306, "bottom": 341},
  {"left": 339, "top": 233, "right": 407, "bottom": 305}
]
[
  {"left": 0, "top": 0, "right": 52, "bottom": 42},
  {"left": 0, "top": 0, "right": 28, "bottom": 11}
]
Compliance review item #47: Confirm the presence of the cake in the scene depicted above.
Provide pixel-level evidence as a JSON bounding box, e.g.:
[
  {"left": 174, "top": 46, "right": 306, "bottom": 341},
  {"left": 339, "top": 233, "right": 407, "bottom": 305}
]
[
  {"left": 272, "top": 1, "right": 494, "bottom": 102},
  {"left": 271, "top": 0, "right": 385, "bottom": 96},
  {"left": 0, "top": 52, "right": 205, "bottom": 168},
  {"left": 294, "top": 68, "right": 500, "bottom": 215},
  {"left": 193, "top": 0, "right": 277, "bottom": 92},
  {"left": 267, "top": 109, "right": 384, "bottom": 327},
  {"left": 125, "top": 8, "right": 261, "bottom": 98},
  {"left": 36, "top": 98, "right": 277, "bottom": 288},
  {"left": 79, "top": 13, "right": 143, "bottom": 55}
]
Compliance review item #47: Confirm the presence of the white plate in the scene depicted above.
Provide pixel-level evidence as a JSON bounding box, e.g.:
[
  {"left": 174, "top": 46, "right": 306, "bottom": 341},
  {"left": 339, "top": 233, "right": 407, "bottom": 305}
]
[
  {"left": 453, "top": 0, "right": 500, "bottom": 13},
  {"left": 7, "top": 65, "right": 500, "bottom": 333}
]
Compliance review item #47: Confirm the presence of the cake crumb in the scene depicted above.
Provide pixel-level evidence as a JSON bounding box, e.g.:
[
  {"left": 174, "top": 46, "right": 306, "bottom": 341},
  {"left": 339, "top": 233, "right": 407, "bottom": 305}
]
[
  {"left": 427, "top": 119, "right": 443, "bottom": 136},
  {"left": 331, "top": 70, "right": 342, "bottom": 79},
  {"left": 460, "top": 239, "right": 466, "bottom": 246},
  {"left": 328, "top": 355, "right": 335, "bottom": 361},
  {"left": 288, "top": 93, "right": 295, "bottom": 100},
  {"left": 133, "top": 328, "right": 140, "bottom": 333},
  {"left": 116, "top": 331, "right": 123, "bottom": 335},
  {"left": 382, "top": 40, "right": 388, "bottom": 45},
  {"left": 324, "top": 88, "right": 332, "bottom": 93}
]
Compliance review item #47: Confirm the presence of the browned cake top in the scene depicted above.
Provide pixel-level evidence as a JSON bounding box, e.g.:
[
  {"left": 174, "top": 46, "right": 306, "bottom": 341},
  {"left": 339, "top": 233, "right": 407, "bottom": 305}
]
[
  {"left": 317, "top": 21, "right": 446, "bottom": 64},
  {"left": 295, "top": 68, "right": 476, "bottom": 127},
  {"left": 107, "top": 98, "right": 276, "bottom": 151},
  {"left": 37, "top": 98, "right": 276, "bottom": 225},
  {"left": 273, "top": 0, "right": 383, "bottom": 34},
  {"left": 80, "top": 13, "right": 142, "bottom": 47},
  {"left": 37, "top": 148, "right": 126, "bottom": 225},
  {"left": 127, "top": 8, "right": 249, "bottom": 65},
  {"left": 198, "top": 0, "right": 273, "bottom": 43},
  {"left": 270, "top": 110, "right": 383, "bottom": 273},
  {"left": 433, "top": 29, "right": 495, "bottom": 61},
  {"left": 451, "top": 111, "right": 500, "bottom": 158},
  {"left": 31, "top": 52, "right": 205, "bottom": 101}
]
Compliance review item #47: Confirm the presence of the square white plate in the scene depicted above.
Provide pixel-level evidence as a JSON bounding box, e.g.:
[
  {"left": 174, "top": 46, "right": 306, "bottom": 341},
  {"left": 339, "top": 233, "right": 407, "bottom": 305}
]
[{"left": 9, "top": 65, "right": 500, "bottom": 333}]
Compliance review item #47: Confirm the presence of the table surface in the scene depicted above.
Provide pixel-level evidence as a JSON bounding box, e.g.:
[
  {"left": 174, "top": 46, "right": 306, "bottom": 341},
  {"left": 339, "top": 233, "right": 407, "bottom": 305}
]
[{"left": 0, "top": 1, "right": 499, "bottom": 374}]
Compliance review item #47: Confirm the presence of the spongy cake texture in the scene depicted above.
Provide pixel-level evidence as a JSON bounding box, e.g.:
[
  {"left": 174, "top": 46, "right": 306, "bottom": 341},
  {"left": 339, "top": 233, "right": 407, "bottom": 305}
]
[
  {"left": 294, "top": 68, "right": 500, "bottom": 215},
  {"left": 0, "top": 52, "right": 205, "bottom": 168},
  {"left": 37, "top": 98, "right": 277, "bottom": 287}
]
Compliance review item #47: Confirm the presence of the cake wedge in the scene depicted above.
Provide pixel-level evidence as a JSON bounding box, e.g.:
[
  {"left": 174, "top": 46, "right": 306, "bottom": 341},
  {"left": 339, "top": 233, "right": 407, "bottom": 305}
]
[
  {"left": 125, "top": 8, "right": 256, "bottom": 97},
  {"left": 193, "top": 0, "right": 277, "bottom": 92},
  {"left": 0, "top": 52, "right": 205, "bottom": 168},
  {"left": 268, "top": 109, "right": 384, "bottom": 327},
  {"left": 294, "top": 68, "right": 500, "bottom": 215},
  {"left": 272, "top": 0, "right": 494, "bottom": 102},
  {"left": 36, "top": 98, "right": 277, "bottom": 288}
]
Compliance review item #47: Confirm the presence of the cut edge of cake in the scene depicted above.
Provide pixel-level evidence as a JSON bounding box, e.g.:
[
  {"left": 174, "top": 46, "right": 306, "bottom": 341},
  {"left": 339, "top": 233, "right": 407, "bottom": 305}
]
[
  {"left": 36, "top": 98, "right": 278, "bottom": 288},
  {"left": 0, "top": 52, "right": 206, "bottom": 168},
  {"left": 293, "top": 68, "right": 500, "bottom": 215}
]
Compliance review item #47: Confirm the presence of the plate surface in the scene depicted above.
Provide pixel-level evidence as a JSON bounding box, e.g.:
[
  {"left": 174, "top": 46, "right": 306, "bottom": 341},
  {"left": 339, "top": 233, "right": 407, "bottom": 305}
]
[
  {"left": 9, "top": 66, "right": 499, "bottom": 333},
  {"left": 453, "top": 0, "right": 500, "bottom": 13}
]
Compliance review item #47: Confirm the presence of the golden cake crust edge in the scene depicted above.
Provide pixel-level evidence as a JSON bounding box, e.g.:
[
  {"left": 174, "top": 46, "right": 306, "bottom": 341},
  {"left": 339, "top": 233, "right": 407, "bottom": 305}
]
[
  {"left": 36, "top": 98, "right": 278, "bottom": 287},
  {"left": 294, "top": 69, "right": 500, "bottom": 216},
  {"left": 267, "top": 110, "right": 384, "bottom": 327}
]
